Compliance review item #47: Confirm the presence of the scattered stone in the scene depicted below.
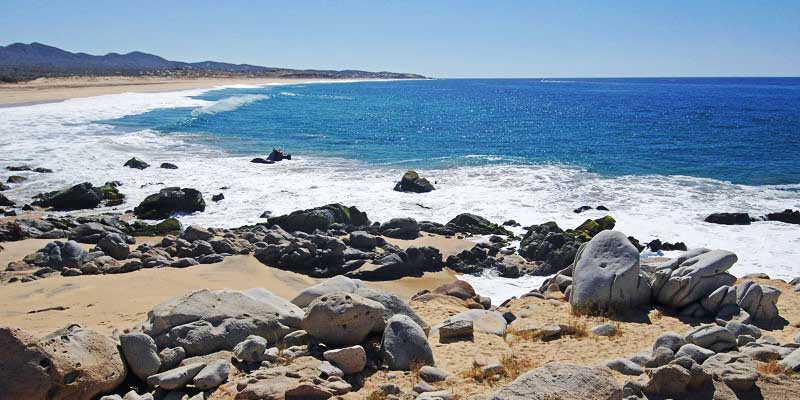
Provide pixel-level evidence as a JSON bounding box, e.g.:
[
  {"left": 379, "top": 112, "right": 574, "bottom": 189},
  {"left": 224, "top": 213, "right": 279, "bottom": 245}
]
[
  {"left": 419, "top": 365, "right": 449, "bottom": 382},
  {"left": 211, "top": 193, "right": 224, "bottom": 202},
  {"left": 488, "top": 363, "right": 621, "bottom": 400},
  {"left": 591, "top": 323, "right": 617, "bottom": 337},
  {"left": 435, "top": 309, "right": 507, "bottom": 336},
  {"left": 643, "top": 364, "right": 691, "bottom": 396},
  {"left": 653, "top": 332, "right": 686, "bottom": 353},
  {"left": 233, "top": 335, "right": 269, "bottom": 362},
  {"left": 160, "top": 162, "right": 178, "bottom": 169},
  {"left": 439, "top": 319, "right": 473, "bottom": 342},
  {"left": 675, "top": 343, "right": 715, "bottom": 364},
  {"left": 323, "top": 345, "right": 366, "bottom": 374}
]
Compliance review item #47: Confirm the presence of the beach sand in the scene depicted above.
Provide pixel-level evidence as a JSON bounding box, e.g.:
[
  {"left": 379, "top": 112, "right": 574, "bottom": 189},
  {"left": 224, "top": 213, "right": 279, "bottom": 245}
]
[{"left": 0, "top": 76, "right": 337, "bottom": 107}]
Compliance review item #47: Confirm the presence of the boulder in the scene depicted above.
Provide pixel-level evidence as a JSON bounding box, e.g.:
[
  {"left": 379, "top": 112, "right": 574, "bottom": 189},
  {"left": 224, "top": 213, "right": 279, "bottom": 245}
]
[
  {"left": 192, "top": 359, "right": 229, "bottom": 389},
  {"left": 120, "top": 332, "right": 161, "bottom": 381},
  {"left": 180, "top": 225, "right": 213, "bottom": 242},
  {"left": 160, "top": 162, "right": 178, "bottom": 169},
  {"left": 643, "top": 364, "right": 692, "bottom": 395},
  {"left": 438, "top": 320, "right": 473, "bottom": 342},
  {"left": 394, "top": 170, "right": 435, "bottom": 193},
  {"left": 144, "top": 288, "right": 303, "bottom": 356},
  {"left": 675, "top": 343, "right": 715, "bottom": 364},
  {"left": 124, "top": 157, "right": 150, "bottom": 169},
  {"left": 134, "top": 187, "right": 205, "bottom": 219},
  {"left": 69, "top": 222, "right": 129, "bottom": 244},
  {"left": 266, "top": 204, "right": 369, "bottom": 233},
  {"left": 146, "top": 362, "right": 205, "bottom": 390},
  {"left": 419, "top": 365, "right": 449, "bottom": 382},
  {"left": 267, "top": 148, "right": 291, "bottom": 162},
  {"left": 446, "top": 213, "right": 512, "bottom": 236},
  {"left": 686, "top": 324, "right": 736, "bottom": 352},
  {"left": 434, "top": 309, "right": 507, "bottom": 336},
  {"left": 736, "top": 280, "right": 781, "bottom": 320},
  {"left": 605, "top": 358, "right": 644, "bottom": 376},
  {"left": 323, "top": 345, "right": 366, "bottom": 374},
  {"left": 97, "top": 232, "right": 131, "bottom": 260},
  {"left": 32, "top": 182, "right": 105, "bottom": 210},
  {"left": 765, "top": 209, "right": 800, "bottom": 225},
  {"left": 347, "top": 246, "right": 441, "bottom": 280},
  {"left": 233, "top": 335, "right": 268, "bottom": 362},
  {"left": 652, "top": 249, "right": 738, "bottom": 308},
  {"left": 0, "top": 193, "right": 14, "bottom": 207},
  {"left": 348, "top": 231, "right": 377, "bottom": 250},
  {"left": 488, "top": 363, "right": 621, "bottom": 400},
  {"left": 291, "top": 275, "right": 368, "bottom": 307},
  {"left": 302, "top": 292, "right": 385, "bottom": 346},
  {"left": 0, "top": 324, "right": 126, "bottom": 400},
  {"left": 379, "top": 217, "right": 420, "bottom": 239},
  {"left": 705, "top": 213, "right": 751, "bottom": 225},
  {"left": 702, "top": 352, "right": 759, "bottom": 391},
  {"left": 653, "top": 332, "right": 686, "bottom": 353},
  {"left": 780, "top": 348, "right": 800, "bottom": 372},
  {"left": 381, "top": 314, "right": 434, "bottom": 370},
  {"left": 570, "top": 230, "right": 650, "bottom": 313},
  {"left": 433, "top": 280, "right": 477, "bottom": 300},
  {"left": 355, "top": 287, "right": 429, "bottom": 333}
]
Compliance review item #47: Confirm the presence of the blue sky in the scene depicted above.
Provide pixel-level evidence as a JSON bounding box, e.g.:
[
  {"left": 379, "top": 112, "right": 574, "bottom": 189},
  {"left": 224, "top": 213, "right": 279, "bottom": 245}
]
[{"left": 1, "top": 0, "right": 798, "bottom": 77}]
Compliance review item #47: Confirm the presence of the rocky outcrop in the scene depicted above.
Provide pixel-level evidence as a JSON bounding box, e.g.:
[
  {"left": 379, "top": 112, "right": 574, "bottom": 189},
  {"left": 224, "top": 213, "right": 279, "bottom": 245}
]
[
  {"left": 489, "top": 363, "right": 621, "bottom": 400},
  {"left": 650, "top": 249, "right": 737, "bottom": 309},
  {"left": 346, "top": 246, "right": 442, "bottom": 280},
  {"left": 134, "top": 187, "right": 205, "bottom": 219},
  {"left": 446, "top": 213, "right": 512, "bottom": 236},
  {"left": 302, "top": 292, "right": 385, "bottom": 346},
  {"left": 266, "top": 203, "right": 369, "bottom": 233},
  {"left": 517, "top": 222, "right": 583, "bottom": 276},
  {"left": 33, "top": 182, "right": 124, "bottom": 210},
  {"left": 0, "top": 324, "right": 126, "bottom": 400},
  {"left": 379, "top": 217, "right": 419, "bottom": 239},
  {"left": 765, "top": 209, "right": 800, "bottom": 224},
  {"left": 570, "top": 230, "right": 650, "bottom": 313},
  {"left": 394, "top": 170, "right": 434, "bottom": 193},
  {"left": 705, "top": 213, "right": 750, "bottom": 225}
]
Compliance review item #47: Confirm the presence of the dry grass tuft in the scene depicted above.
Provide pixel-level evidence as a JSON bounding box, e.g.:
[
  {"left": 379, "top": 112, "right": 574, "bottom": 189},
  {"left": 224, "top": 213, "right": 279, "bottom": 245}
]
[
  {"left": 651, "top": 308, "right": 663, "bottom": 320},
  {"left": 560, "top": 318, "right": 588, "bottom": 338},
  {"left": 757, "top": 360, "right": 787, "bottom": 375},
  {"left": 612, "top": 321, "right": 624, "bottom": 338},
  {"left": 365, "top": 391, "right": 388, "bottom": 400},
  {"left": 501, "top": 353, "right": 537, "bottom": 380}
]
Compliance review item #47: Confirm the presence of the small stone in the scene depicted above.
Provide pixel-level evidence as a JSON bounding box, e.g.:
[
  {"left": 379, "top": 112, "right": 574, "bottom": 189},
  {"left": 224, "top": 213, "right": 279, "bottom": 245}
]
[
  {"left": 419, "top": 365, "right": 449, "bottom": 382},
  {"left": 438, "top": 319, "right": 473, "bottom": 342},
  {"left": 319, "top": 361, "right": 344, "bottom": 377},
  {"left": 605, "top": 358, "right": 644, "bottom": 375},
  {"left": 591, "top": 323, "right": 617, "bottom": 336},
  {"left": 192, "top": 359, "right": 230, "bottom": 389},
  {"left": 146, "top": 363, "right": 206, "bottom": 390},
  {"left": 233, "top": 335, "right": 268, "bottom": 362},
  {"left": 323, "top": 345, "right": 366, "bottom": 374}
]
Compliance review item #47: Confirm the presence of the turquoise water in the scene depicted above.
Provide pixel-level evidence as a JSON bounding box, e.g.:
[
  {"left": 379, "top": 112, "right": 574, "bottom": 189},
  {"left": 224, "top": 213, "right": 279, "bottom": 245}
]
[{"left": 106, "top": 78, "right": 800, "bottom": 185}]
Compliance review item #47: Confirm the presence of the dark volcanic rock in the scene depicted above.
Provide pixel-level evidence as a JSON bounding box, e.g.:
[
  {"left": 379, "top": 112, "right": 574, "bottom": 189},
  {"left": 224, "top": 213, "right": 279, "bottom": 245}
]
[
  {"left": 574, "top": 205, "right": 593, "bottom": 213},
  {"left": 33, "top": 167, "right": 53, "bottom": 173},
  {"left": 705, "top": 213, "right": 751, "bottom": 225},
  {"left": 379, "top": 217, "right": 419, "bottom": 239},
  {"left": 266, "top": 203, "right": 369, "bottom": 233},
  {"left": 212, "top": 193, "right": 224, "bottom": 202},
  {"left": 394, "top": 170, "right": 435, "bottom": 193},
  {"left": 7, "top": 175, "right": 27, "bottom": 184},
  {"left": 517, "top": 221, "right": 582, "bottom": 276},
  {"left": 134, "top": 187, "right": 206, "bottom": 219},
  {"left": 0, "top": 182, "right": 9, "bottom": 191},
  {"left": 6, "top": 165, "right": 32, "bottom": 171},
  {"left": 765, "top": 209, "right": 800, "bottom": 225},
  {"left": 124, "top": 157, "right": 150, "bottom": 169},
  {"left": 447, "top": 213, "right": 513, "bottom": 236},
  {"left": 347, "top": 246, "right": 442, "bottom": 280},
  {"left": 647, "top": 239, "right": 688, "bottom": 252},
  {"left": 0, "top": 193, "right": 14, "bottom": 207},
  {"left": 160, "top": 162, "right": 178, "bottom": 169},
  {"left": 32, "top": 182, "right": 104, "bottom": 210},
  {"left": 267, "top": 148, "right": 292, "bottom": 162}
]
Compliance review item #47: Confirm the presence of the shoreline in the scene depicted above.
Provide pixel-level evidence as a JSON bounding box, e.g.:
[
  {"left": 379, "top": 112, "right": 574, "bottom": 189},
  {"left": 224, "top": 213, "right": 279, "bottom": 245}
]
[{"left": 0, "top": 76, "right": 372, "bottom": 107}]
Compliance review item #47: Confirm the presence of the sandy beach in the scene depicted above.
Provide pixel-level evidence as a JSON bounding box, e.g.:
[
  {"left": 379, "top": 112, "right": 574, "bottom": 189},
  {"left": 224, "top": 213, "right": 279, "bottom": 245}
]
[{"left": 0, "top": 76, "right": 337, "bottom": 107}]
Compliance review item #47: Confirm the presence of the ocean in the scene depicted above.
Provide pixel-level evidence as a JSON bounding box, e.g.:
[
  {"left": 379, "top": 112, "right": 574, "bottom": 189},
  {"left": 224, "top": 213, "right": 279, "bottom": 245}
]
[{"left": 1, "top": 78, "right": 799, "bottom": 301}]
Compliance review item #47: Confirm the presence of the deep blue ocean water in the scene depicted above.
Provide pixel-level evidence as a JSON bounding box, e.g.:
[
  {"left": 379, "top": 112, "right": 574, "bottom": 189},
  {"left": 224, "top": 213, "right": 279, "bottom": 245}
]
[{"left": 105, "top": 78, "right": 800, "bottom": 185}]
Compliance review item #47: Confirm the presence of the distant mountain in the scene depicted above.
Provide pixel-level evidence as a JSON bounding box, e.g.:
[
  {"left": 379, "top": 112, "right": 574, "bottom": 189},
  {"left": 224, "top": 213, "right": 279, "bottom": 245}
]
[{"left": 0, "top": 42, "right": 425, "bottom": 82}]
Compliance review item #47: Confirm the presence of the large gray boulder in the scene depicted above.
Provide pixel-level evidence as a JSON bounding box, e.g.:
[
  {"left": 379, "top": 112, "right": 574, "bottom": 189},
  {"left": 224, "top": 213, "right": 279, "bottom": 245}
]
[
  {"left": 381, "top": 314, "right": 434, "bottom": 370},
  {"left": 652, "top": 249, "right": 737, "bottom": 308},
  {"left": 780, "top": 348, "right": 800, "bottom": 372},
  {"left": 736, "top": 280, "right": 781, "bottom": 320},
  {"left": 355, "top": 287, "right": 429, "bottom": 333},
  {"left": 488, "top": 363, "right": 622, "bottom": 400},
  {"left": 570, "top": 230, "right": 650, "bottom": 313},
  {"left": 143, "top": 288, "right": 303, "bottom": 356},
  {"left": 686, "top": 324, "right": 736, "bottom": 352},
  {"left": 291, "top": 275, "right": 368, "bottom": 307},
  {"left": 146, "top": 362, "right": 205, "bottom": 390},
  {"left": 0, "top": 324, "right": 127, "bottom": 400},
  {"left": 302, "top": 292, "right": 385, "bottom": 346},
  {"left": 120, "top": 332, "right": 161, "bottom": 381},
  {"left": 97, "top": 233, "right": 131, "bottom": 260},
  {"left": 193, "top": 359, "right": 230, "bottom": 389},
  {"left": 702, "top": 352, "right": 759, "bottom": 391}
]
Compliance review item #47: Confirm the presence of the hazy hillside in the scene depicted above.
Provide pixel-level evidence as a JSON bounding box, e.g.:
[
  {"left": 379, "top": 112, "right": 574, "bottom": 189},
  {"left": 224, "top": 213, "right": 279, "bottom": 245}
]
[{"left": 0, "top": 42, "right": 425, "bottom": 82}]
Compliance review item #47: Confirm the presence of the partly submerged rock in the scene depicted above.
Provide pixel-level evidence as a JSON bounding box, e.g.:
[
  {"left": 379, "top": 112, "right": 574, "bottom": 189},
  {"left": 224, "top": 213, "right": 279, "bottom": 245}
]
[
  {"left": 134, "top": 187, "right": 205, "bottom": 219},
  {"left": 394, "top": 170, "right": 435, "bottom": 193}
]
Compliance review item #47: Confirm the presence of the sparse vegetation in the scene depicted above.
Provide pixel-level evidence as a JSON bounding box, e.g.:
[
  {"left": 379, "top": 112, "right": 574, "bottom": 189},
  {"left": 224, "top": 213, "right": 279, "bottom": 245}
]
[{"left": 757, "top": 360, "right": 787, "bottom": 375}]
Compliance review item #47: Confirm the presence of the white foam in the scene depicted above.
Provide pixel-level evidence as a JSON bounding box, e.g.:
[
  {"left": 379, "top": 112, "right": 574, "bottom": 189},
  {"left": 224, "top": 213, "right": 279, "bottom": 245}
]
[
  {"left": 1, "top": 86, "right": 799, "bottom": 303},
  {"left": 191, "top": 94, "right": 270, "bottom": 116}
]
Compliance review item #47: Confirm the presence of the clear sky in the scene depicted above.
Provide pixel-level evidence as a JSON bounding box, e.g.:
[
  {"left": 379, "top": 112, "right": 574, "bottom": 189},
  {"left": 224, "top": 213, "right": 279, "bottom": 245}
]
[{"left": 1, "top": 0, "right": 798, "bottom": 78}]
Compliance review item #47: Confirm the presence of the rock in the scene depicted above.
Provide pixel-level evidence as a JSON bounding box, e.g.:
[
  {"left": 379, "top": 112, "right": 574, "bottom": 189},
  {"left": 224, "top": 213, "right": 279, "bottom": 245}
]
[
  {"left": 302, "top": 292, "right": 385, "bottom": 346},
  {"left": 319, "top": 360, "right": 344, "bottom": 377},
  {"left": 120, "top": 332, "right": 161, "bottom": 381},
  {"left": 646, "top": 239, "right": 687, "bottom": 252},
  {"left": 32, "top": 182, "right": 106, "bottom": 210},
  {"left": 419, "top": 365, "right": 449, "bottom": 382},
  {"left": 69, "top": 222, "right": 129, "bottom": 244},
  {"left": 146, "top": 362, "right": 205, "bottom": 390},
  {"left": 705, "top": 213, "right": 751, "bottom": 225},
  {"left": 0, "top": 193, "right": 14, "bottom": 207},
  {"left": 725, "top": 321, "right": 761, "bottom": 339},
  {"left": 291, "top": 275, "right": 368, "bottom": 307},
  {"left": 488, "top": 363, "right": 621, "bottom": 400},
  {"left": 159, "top": 347, "right": 186, "bottom": 371},
  {"left": 124, "top": 157, "right": 150, "bottom": 169},
  {"left": 266, "top": 203, "right": 369, "bottom": 233},
  {"left": 573, "top": 215, "right": 616, "bottom": 238},
  {"left": 192, "top": 359, "right": 229, "bottom": 389},
  {"left": 416, "top": 390, "right": 453, "bottom": 400},
  {"left": 446, "top": 213, "right": 512, "bottom": 236},
  {"left": 394, "top": 170, "right": 435, "bottom": 193},
  {"left": 134, "top": 187, "right": 206, "bottom": 219},
  {"left": 643, "top": 364, "right": 691, "bottom": 396},
  {"left": 591, "top": 323, "right": 617, "bottom": 336},
  {"left": 267, "top": 148, "right": 291, "bottom": 162},
  {"left": 765, "top": 209, "right": 800, "bottom": 224},
  {"left": 130, "top": 218, "right": 183, "bottom": 236},
  {"left": 716, "top": 304, "right": 751, "bottom": 325},
  {"left": 169, "top": 257, "right": 199, "bottom": 268},
  {"left": 741, "top": 345, "right": 782, "bottom": 362},
  {"left": 686, "top": 324, "right": 736, "bottom": 352},
  {"left": 97, "top": 232, "right": 130, "bottom": 260},
  {"left": 325, "top": 380, "right": 352, "bottom": 395},
  {"left": 653, "top": 249, "right": 738, "bottom": 308},
  {"left": 285, "top": 383, "right": 331, "bottom": 399},
  {"left": 781, "top": 348, "right": 800, "bottom": 371},
  {"left": 211, "top": 193, "right": 224, "bottom": 202},
  {"left": 381, "top": 314, "right": 434, "bottom": 370},
  {"left": 605, "top": 358, "right": 643, "bottom": 376},
  {"left": 160, "top": 162, "right": 178, "bottom": 169},
  {"left": 144, "top": 288, "right": 302, "bottom": 356},
  {"left": 645, "top": 347, "right": 676, "bottom": 368},
  {"left": 435, "top": 309, "right": 507, "bottom": 336},
  {"left": 675, "top": 343, "right": 715, "bottom": 364},
  {"left": 347, "top": 246, "right": 442, "bottom": 280},
  {"left": 433, "top": 280, "right": 476, "bottom": 300},
  {"left": 653, "top": 332, "right": 686, "bottom": 352},
  {"left": 736, "top": 280, "right": 781, "bottom": 320},
  {"left": 0, "top": 324, "right": 126, "bottom": 400},
  {"left": 323, "top": 345, "right": 366, "bottom": 374},
  {"left": 180, "top": 225, "right": 213, "bottom": 242},
  {"left": 380, "top": 217, "right": 420, "bottom": 239},
  {"left": 233, "top": 335, "right": 268, "bottom": 362},
  {"left": 7, "top": 175, "right": 27, "bottom": 183},
  {"left": 438, "top": 320, "right": 473, "bottom": 342},
  {"left": 570, "top": 230, "right": 650, "bottom": 313},
  {"left": 702, "top": 352, "right": 759, "bottom": 391},
  {"left": 348, "top": 231, "right": 377, "bottom": 250}
]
